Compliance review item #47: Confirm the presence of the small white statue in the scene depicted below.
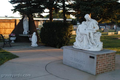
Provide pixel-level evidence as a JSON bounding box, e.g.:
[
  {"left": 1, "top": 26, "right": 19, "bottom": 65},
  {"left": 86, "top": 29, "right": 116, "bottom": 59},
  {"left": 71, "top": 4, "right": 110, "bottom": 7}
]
[
  {"left": 73, "top": 14, "right": 103, "bottom": 51},
  {"left": 31, "top": 32, "right": 38, "bottom": 47},
  {"left": 23, "top": 15, "right": 29, "bottom": 34}
]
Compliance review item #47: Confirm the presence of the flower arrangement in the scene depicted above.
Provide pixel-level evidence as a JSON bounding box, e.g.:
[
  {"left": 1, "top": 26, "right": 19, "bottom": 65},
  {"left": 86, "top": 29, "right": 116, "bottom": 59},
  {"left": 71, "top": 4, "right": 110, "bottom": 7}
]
[{"left": 9, "top": 33, "right": 16, "bottom": 37}]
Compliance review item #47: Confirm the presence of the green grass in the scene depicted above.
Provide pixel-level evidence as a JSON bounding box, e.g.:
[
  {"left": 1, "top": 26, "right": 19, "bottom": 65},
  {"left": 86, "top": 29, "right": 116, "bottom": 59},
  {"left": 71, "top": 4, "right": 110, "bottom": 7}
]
[
  {"left": 101, "top": 34, "right": 120, "bottom": 54},
  {"left": 69, "top": 34, "right": 120, "bottom": 54},
  {"left": 0, "top": 48, "right": 18, "bottom": 65}
]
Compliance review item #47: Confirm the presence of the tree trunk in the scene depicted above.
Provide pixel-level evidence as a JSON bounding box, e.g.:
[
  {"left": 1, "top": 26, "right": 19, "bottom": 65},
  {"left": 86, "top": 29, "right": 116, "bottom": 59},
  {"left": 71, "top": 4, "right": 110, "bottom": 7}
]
[
  {"left": 49, "top": 8, "right": 53, "bottom": 22},
  {"left": 62, "top": 0, "right": 66, "bottom": 23}
]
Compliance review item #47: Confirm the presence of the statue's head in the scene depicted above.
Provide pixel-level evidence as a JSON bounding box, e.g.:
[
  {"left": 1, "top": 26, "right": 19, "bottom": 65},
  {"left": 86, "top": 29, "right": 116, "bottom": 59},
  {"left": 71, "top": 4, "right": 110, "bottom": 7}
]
[
  {"left": 84, "top": 14, "right": 91, "bottom": 21},
  {"left": 24, "top": 15, "right": 28, "bottom": 20},
  {"left": 33, "top": 32, "right": 36, "bottom": 35}
]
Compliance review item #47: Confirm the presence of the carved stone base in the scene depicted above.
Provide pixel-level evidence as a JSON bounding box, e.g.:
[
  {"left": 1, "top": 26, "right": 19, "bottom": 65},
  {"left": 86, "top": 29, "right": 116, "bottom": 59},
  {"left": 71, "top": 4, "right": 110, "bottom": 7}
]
[{"left": 63, "top": 46, "right": 116, "bottom": 75}]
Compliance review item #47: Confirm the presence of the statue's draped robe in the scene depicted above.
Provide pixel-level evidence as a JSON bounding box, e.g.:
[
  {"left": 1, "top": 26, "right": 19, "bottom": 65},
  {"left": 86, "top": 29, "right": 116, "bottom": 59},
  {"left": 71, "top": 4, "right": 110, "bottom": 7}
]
[
  {"left": 23, "top": 16, "right": 29, "bottom": 34},
  {"left": 31, "top": 32, "right": 38, "bottom": 47},
  {"left": 73, "top": 19, "right": 103, "bottom": 51}
]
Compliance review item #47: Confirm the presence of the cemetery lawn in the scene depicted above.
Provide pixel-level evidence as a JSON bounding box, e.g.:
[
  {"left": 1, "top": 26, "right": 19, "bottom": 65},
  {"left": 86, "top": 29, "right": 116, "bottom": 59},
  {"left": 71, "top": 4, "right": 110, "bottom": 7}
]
[
  {"left": 0, "top": 48, "right": 18, "bottom": 65},
  {"left": 69, "top": 34, "right": 120, "bottom": 54}
]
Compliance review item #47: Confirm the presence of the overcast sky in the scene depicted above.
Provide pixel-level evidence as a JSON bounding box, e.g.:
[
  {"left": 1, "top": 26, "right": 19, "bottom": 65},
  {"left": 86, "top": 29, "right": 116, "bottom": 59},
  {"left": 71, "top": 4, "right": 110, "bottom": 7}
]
[{"left": 0, "top": 0, "right": 20, "bottom": 17}]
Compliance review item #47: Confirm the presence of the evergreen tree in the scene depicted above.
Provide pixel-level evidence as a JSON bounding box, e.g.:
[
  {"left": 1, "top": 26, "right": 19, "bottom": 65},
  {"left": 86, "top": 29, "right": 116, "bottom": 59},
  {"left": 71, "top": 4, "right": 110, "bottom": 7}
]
[
  {"left": 43, "top": 0, "right": 60, "bottom": 22},
  {"left": 9, "top": 0, "right": 45, "bottom": 16},
  {"left": 43, "top": 0, "right": 73, "bottom": 22},
  {"left": 73, "top": 0, "right": 120, "bottom": 23},
  {"left": 59, "top": 0, "right": 75, "bottom": 22},
  {"left": 9, "top": 0, "right": 74, "bottom": 22},
  {"left": 40, "top": 0, "right": 74, "bottom": 22}
]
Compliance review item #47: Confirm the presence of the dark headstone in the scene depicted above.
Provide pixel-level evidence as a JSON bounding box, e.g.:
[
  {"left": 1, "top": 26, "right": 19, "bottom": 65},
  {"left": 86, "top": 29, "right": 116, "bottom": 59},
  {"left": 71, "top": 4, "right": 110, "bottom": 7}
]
[{"left": 103, "top": 28, "right": 109, "bottom": 32}]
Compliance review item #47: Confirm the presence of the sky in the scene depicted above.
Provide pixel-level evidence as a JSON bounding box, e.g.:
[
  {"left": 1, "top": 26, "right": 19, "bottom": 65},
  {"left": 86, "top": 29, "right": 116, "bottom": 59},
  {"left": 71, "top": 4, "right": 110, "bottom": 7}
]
[
  {"left": 0, "top": 0, "right": 20, "bottom": 17},
  {"left": 0, "top": 0, "right": 48, "bottom": 17}
]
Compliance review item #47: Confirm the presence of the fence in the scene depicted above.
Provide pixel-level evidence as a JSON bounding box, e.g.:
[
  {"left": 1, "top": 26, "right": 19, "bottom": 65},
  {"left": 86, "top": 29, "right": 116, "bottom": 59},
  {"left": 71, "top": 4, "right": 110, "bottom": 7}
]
[
  {"left": 0, "top": 18, "right": 72, "bottom": 39},
  {"left": 0, "top": 19, "right": 19, "bottom": 38}
]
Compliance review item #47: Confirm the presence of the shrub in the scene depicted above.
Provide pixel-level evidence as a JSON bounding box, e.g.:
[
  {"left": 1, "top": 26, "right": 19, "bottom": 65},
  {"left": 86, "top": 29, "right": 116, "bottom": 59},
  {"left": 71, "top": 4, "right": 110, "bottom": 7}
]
[{"left": 40, "top": 21, "right": 73, "bottom": 48}]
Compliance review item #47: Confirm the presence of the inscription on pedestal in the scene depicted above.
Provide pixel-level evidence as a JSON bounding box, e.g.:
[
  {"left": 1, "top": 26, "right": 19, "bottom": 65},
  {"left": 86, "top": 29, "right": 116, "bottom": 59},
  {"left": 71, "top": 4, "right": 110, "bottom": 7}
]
[
  {"left": 63, "top": 46, "right": 116, "bottom": 75},
  {"left": 63, "top": 48, "right": 96, "bottom": 75}
]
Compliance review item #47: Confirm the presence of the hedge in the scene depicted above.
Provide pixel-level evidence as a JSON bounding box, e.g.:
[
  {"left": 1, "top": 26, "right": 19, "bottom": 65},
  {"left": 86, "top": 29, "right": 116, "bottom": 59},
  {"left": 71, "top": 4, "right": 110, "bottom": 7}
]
[{"left": 40, "top": 21, "right": 73, "bottom": 48}]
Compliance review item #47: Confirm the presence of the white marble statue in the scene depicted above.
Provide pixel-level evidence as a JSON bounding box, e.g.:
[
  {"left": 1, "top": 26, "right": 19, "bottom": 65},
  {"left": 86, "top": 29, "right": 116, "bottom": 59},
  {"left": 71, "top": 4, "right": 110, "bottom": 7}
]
[
  {"left": 31, "top": 32, "right": 38, "bottom": 47},
  {"left": 73, "top": 14, "right": 103, "bottom": 51},
  {"left": 23, "top": 15, "right": 29, "bottom": 34}
]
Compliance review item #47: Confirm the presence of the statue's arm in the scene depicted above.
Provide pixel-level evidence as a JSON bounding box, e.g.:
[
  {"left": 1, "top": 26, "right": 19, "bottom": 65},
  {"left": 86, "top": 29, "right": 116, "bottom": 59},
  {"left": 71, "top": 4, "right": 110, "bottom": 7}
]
[{"left": 92, "top": 20, "right": 99, "bottom": 31}]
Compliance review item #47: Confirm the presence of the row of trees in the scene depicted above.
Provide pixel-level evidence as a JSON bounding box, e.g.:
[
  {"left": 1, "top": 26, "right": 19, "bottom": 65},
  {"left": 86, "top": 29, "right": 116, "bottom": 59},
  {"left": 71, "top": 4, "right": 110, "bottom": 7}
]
[
  {"left": 9, "top": 0, "right": 120, "bottom": 23},
  {"left": 9, "top": 0, "right": 71, "bottom": 22},
  {"left": 73, "top": 0, "right": 120, "bottom": 23}
]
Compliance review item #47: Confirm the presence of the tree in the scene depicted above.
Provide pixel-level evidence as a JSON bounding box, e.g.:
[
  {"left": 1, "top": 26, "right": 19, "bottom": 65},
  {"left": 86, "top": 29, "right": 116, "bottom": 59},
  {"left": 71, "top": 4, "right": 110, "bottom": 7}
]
[
  {"left": 44, "top": 0, "right": 75, "bottom": 22},
  {"left": 43, "top": 0, "right": 60, "bottom": 22},
  {"left": 62, "top": 0, "right": 66, "bottom": 22},
  {"left": 10, "top": 0, "right": 62, "bottom": 22},
  {"left": 9, "top": 0, "right": 46, "bottom": 16},
  {"left": 73, "top": 0, "right": 120, "bottom": 23},
  {"left": 59, "top": 0, "right": 75, "bottom": 22},
  {"left": 9, "top": 0, "right": 74, "bottom": 22}
]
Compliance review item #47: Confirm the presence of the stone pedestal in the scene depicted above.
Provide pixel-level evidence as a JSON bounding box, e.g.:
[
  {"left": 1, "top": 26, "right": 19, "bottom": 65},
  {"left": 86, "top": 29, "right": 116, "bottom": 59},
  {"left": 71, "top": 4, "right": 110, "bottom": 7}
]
[{"left": 63, "top": 46, "right": 116, "bottom": 75}]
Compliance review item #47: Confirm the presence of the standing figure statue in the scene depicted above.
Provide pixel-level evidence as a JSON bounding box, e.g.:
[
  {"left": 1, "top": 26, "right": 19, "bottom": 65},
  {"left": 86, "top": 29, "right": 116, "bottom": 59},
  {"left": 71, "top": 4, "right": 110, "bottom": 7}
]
[
  {"left": 23, "top": 15, "right": 29, "bottom": 34},
  {"left": 31, "top": 32, "right": 38, "bottom": 47},
  {"left": 73, "top": 14, "right": 103, "bottom": 51}
]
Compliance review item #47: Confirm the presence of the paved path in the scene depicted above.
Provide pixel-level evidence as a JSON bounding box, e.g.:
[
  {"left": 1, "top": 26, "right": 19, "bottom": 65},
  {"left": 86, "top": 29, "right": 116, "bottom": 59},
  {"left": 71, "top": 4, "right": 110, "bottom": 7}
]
[{"left": 0, "top": 43, "right": 120, "bottom": 80}]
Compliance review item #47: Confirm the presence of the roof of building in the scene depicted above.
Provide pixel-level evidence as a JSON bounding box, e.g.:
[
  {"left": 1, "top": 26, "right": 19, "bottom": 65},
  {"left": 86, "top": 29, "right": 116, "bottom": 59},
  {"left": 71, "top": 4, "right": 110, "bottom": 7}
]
[{"left": 0, "top": 17, "right": 72, "bottom": 21}]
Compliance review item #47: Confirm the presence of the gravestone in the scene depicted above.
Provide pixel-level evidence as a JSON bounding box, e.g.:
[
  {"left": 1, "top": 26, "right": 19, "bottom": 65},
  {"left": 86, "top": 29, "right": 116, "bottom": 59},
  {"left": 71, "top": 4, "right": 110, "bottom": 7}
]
[
  {"left": 103, "top": 28, "right": 109, "bottom": 32},
  {"left": 117, "top": 31, "right": 120, "bottom": 35},
  {"left": 108, "top": 32, "right": 114, "bottom": 35},
  {"left": 72, "top": 31, "right": 76, "bottom": 35}
]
